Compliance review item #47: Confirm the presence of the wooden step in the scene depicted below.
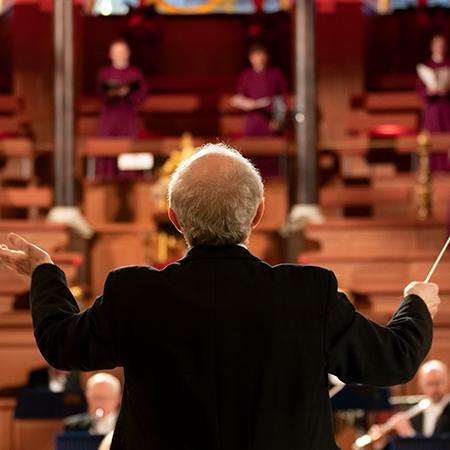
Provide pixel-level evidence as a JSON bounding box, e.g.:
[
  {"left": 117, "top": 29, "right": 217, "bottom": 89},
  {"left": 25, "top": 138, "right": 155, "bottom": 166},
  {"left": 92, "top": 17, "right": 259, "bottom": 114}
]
[
  {"left": 364, "top": 91, "right": 423, "bottom": 112},
  {"left": 320, "top": 185, "right": 411, "bottom": 207},
  {"left": 0, "top": 187, "right": 52, "bottom": 209},
  {"left": 0, "top": 138, "right": 33, "bottom": 157},
  {"left": 303, "top": 219, "right": 447, "bottom": 256},
  {"left": 346, "top": 110, "right": 418, "bottom": 134}
]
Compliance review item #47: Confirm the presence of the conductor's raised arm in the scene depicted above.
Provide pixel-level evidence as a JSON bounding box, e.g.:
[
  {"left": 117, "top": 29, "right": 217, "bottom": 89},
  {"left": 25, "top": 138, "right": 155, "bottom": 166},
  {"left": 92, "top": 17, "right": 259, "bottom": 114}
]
[
  {"left": 325, "top": 270, "right": 438, "bottom": 386},
  {"left": 0, "top": 233, "right": 121, "bottom": 371}
]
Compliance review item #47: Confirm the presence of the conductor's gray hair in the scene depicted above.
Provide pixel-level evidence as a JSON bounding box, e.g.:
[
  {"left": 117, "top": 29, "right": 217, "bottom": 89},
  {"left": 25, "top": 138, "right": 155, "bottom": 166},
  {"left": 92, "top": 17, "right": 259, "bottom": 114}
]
[{"left": 168, "top": 143, "right": 264, "bottom": 247}]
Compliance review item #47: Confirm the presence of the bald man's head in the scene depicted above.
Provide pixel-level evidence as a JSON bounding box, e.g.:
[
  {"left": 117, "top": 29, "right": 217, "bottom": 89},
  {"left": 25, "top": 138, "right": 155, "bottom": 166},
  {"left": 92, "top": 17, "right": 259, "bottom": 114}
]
[
  {"left": 168, "top": 144, "right": 264, "bottom": 247},
  {"left": 86, "top": 373, "right": 121, "bottom": 419},
  {"left": 419, "top": 360, "right": 449, "bottom": 403}
]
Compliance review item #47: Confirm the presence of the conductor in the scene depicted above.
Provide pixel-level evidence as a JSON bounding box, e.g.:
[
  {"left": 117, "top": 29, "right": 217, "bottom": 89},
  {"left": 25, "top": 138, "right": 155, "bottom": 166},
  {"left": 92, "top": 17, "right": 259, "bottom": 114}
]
[{"left": 0, "top": 143, "right": 441, "bottom": 450}]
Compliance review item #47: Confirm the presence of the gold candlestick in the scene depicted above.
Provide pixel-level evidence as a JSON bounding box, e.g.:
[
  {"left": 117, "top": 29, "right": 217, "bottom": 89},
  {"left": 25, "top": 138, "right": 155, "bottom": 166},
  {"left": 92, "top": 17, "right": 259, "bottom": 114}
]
[{"left": 415, "top": 131, "right": 432, "bottom": 220}]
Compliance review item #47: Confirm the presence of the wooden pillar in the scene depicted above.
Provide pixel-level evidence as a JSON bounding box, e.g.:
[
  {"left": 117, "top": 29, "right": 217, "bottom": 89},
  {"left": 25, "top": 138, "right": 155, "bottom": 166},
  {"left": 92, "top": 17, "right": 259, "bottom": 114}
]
[
  {"left": 282, "top": 0, "right": 321, "bottom": 262},
  {"left": 293, "top": 0, "right": 318, "bottom": 205},
  {"left": 48, "top": 1, "right": 93, "bottom": 241},
  {"left": 54, "top": 0, "right": 75, "bottom": 206}
]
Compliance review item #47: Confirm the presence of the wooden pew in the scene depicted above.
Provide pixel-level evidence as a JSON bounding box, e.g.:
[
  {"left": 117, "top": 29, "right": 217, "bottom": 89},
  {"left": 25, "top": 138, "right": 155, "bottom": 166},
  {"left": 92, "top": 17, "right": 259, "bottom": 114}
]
[
  {"left": 77, "top": 96, "right": 102, "bottom": 115},
  {"left": 319, "top": 184, "right": 413, "bottom": 217},
  {"left": 78, "top": 94, "right": 202, "bottom": 115},
  {"left": 0, "top": 312, "right": 47, "bottom": 388},
  {"left": 0, "top": 138, "right": 33, "bottom": 156},
  {"left": 0, "top": 273, "right": 29, "bottom": 313},
  {"left": 0, "top": 95, "right": 22, "bottom": 115},
  {"left": 396, "top": 133, "right": 450, "bottom": 154},
  {"left": 219, "top": 114, "right": 245, "bottom": 137},
  {"left": 140, "top": 94, "right": 200, "bottom": 113},
  {"left": 320, "top": 132, "right": 450, "bottom": 157},
  {"left": 77, "top": 95, "right": 206, "bottom": 136},
  {"left": 300, "top": 218, "right": 450, "bottom": 312},
  {"left": 0, "top": 138, "right": 35, "bottom": 183},
  {"left": 0, "top": 397, "right": 15, "bottom": 450},
  {"left": 79, "top": 136, "right": 293, "bottom": 160},
  {"left": 300, "top": 218, "right": 450, "bottom": 394},
  {"left": 345, "top": 110, "right": 418, "bottom": 135},
  {"left": 0, "top": 252, "right": 81, "bottom": 309},
  {"left": 217, "top": 95, "right": 245, "bottom": 136},
  {"left": 373, "top": 172, "right": 450, "bottom": 221},
  {"left": 76, "top": 116, "right": 98, "bottom": 137},
  {"left": 300, "top": 253, "right": 450, "bottom": 314},
  {"left": 0, "top": 117, "right": 27, "bottom": 137},
  {"left": 0, "top": 221, "right": 82, "bottom": 313},
  {"left": 319, "top": 136, "right": 373, "bottom": 157},
  {"left": 0, "top": 220, "right": 70, "bottom": 250},
  {"left": 230, "top": 137, "right": 294, "bottom": 157},
  {"left": 13, "top": 418, "right": 63, "bottom": 450},
  {"left": 79, "top": 136, "right": 207, "bottom": 161},
  {"left": 363, "top": 91, "right": 423, "bottom": 112},
  {"left": 320, "top": 185, "right": 411, "bottom": 206},
  {"left": 80, "top": 136, "right": 292, "bottom": 223},
  {"left": 0, "top": 187, "right": 53, "bottom": 219},
  {"left": 302, "top": 218, "right": 447, "bottom": 257},
  {"left": 0, "top": 187, "right": 52, "bottom": 209}
]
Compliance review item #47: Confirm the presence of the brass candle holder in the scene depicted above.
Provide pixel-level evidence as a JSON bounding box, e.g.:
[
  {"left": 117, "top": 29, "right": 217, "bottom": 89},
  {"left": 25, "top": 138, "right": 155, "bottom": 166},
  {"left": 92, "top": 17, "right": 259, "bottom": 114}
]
[{"left": 415, "top": 131, "right": 432, "bottom": 220}]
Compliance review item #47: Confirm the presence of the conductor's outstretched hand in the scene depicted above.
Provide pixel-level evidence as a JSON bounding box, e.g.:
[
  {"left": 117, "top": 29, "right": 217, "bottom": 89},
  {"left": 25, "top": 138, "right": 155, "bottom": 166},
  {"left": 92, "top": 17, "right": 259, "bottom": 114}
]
[
  {"left": 0, "top": 233, "right": 53, "bottom": 277},
  {"left": 404, "top": 281, "right": 441, "bottom": 319}
]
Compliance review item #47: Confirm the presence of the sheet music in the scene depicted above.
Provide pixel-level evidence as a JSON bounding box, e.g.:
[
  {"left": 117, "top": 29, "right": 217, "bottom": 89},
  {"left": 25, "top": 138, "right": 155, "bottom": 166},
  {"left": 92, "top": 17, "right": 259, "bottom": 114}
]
[{"left": 417, "top": 63, "right": 450, "bottom": 91}]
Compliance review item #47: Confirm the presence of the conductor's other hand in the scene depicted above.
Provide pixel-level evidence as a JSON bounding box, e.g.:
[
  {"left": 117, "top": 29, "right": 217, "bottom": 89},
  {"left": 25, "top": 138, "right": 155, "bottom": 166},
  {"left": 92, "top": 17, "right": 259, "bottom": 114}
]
[
  {"left": 0, "top": 233, "right": 53, "bottom": 277},
  {"left": 404, "top": 281, "right": 440, "bottom": 318}
]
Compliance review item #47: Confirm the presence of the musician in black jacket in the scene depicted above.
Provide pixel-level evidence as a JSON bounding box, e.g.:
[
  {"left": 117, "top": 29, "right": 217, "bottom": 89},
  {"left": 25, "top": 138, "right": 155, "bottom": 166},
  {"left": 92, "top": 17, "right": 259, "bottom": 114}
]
[
  {"left": 0, "top": 143, "right": 441, "bottom": 450},
  {"left": 390, "top": 360, "right": 450, "bottom": 438},
  {"left": 64, "top": 372, "right": 120, "bottom": 435}
]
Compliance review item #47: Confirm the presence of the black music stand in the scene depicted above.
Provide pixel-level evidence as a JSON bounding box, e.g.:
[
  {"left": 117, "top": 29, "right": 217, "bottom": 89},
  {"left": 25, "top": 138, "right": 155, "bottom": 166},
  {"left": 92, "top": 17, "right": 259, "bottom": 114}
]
[{"left": 55, "top": 432, "right": 105, "bottom": 450}]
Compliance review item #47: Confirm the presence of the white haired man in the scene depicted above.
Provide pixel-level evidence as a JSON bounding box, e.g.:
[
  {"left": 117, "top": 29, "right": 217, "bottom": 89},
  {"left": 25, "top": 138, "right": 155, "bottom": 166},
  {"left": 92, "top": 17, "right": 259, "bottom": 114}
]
[
  {"left": 0, "top": 143, "right": 441, "bottom": 450},
  {"left": 369, "top": 360, "right": 450, "bottom": 449},
  {"left": 388, "top": 360, "right": 450, "bottom": 439},
  {"left": 64, "top": 372, "right": 121, "bottom": 435}
]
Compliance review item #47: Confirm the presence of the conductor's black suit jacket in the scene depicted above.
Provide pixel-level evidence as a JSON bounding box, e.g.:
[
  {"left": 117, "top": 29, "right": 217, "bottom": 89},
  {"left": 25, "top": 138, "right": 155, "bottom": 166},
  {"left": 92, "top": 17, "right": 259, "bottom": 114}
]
[{"left": 30, "top": 245, "right": 433, "bottom": 450}]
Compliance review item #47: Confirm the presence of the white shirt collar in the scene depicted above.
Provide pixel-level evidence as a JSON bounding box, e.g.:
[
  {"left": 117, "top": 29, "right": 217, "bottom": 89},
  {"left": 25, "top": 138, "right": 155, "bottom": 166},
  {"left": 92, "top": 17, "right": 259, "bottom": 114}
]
[
  {"left": 423, "top": 395, "right": 450, "bottom": 437},
  {"left": 90, "top": 412, "right": 118, "bottom": 435}
]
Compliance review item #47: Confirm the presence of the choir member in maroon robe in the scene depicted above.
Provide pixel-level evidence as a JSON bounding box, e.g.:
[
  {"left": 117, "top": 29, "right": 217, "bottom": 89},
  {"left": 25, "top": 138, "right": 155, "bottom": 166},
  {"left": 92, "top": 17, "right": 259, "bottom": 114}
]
[
  {"left": 417, "top": 33, "right": 450, "bottom": 171},
  {"left": 231, "top": 44, "right": 288, "bottom": 175},
  {"left": 231, "top": 44, "right": 288, "bottom": 137},
  {"left": 96, "top": 39, "right": 147, "bottom": 178}
]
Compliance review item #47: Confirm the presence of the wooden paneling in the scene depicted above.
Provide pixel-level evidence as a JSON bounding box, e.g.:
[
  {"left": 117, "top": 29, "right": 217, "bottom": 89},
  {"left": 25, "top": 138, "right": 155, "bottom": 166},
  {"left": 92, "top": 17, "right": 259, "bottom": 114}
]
[
  {"left": 0, "top": 313, "right": 45, "bottom": 388},
  {"left": 316, "top": 2, "right": 364, "bottom": 141},
  {"left": 13, "top": 418, "right": 63, "bottom": 450},
  {"left": 301, "top": 218, "right": 450, "bottom": 394},
  {"left": 90, "top": 224, "right": 155, "bottom": 296},
  {"left": 0, "top": 398, "right": 15, "bottom": 450}
]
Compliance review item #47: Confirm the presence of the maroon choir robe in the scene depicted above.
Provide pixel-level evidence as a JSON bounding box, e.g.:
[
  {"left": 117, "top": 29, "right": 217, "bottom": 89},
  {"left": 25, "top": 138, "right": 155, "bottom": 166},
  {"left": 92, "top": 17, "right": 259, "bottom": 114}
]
[
  {"left": 236, "top": 67, "right": 288, "bottom": 176},
  {"left": 417, "top": 59, "right": 450, "bottom": 171},
  {"left": 96, "top": 65, "right": 147, "bottom": 178},
  {"left": 237, "top": 67, "right": 288, "bottom": 137}
]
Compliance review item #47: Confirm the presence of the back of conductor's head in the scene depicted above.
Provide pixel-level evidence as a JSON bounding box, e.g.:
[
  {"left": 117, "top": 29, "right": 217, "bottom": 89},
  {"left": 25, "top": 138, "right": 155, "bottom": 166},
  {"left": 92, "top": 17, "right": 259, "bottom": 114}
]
[{"left": 168, "top": 143, "right": 265, "bottom": 248}]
